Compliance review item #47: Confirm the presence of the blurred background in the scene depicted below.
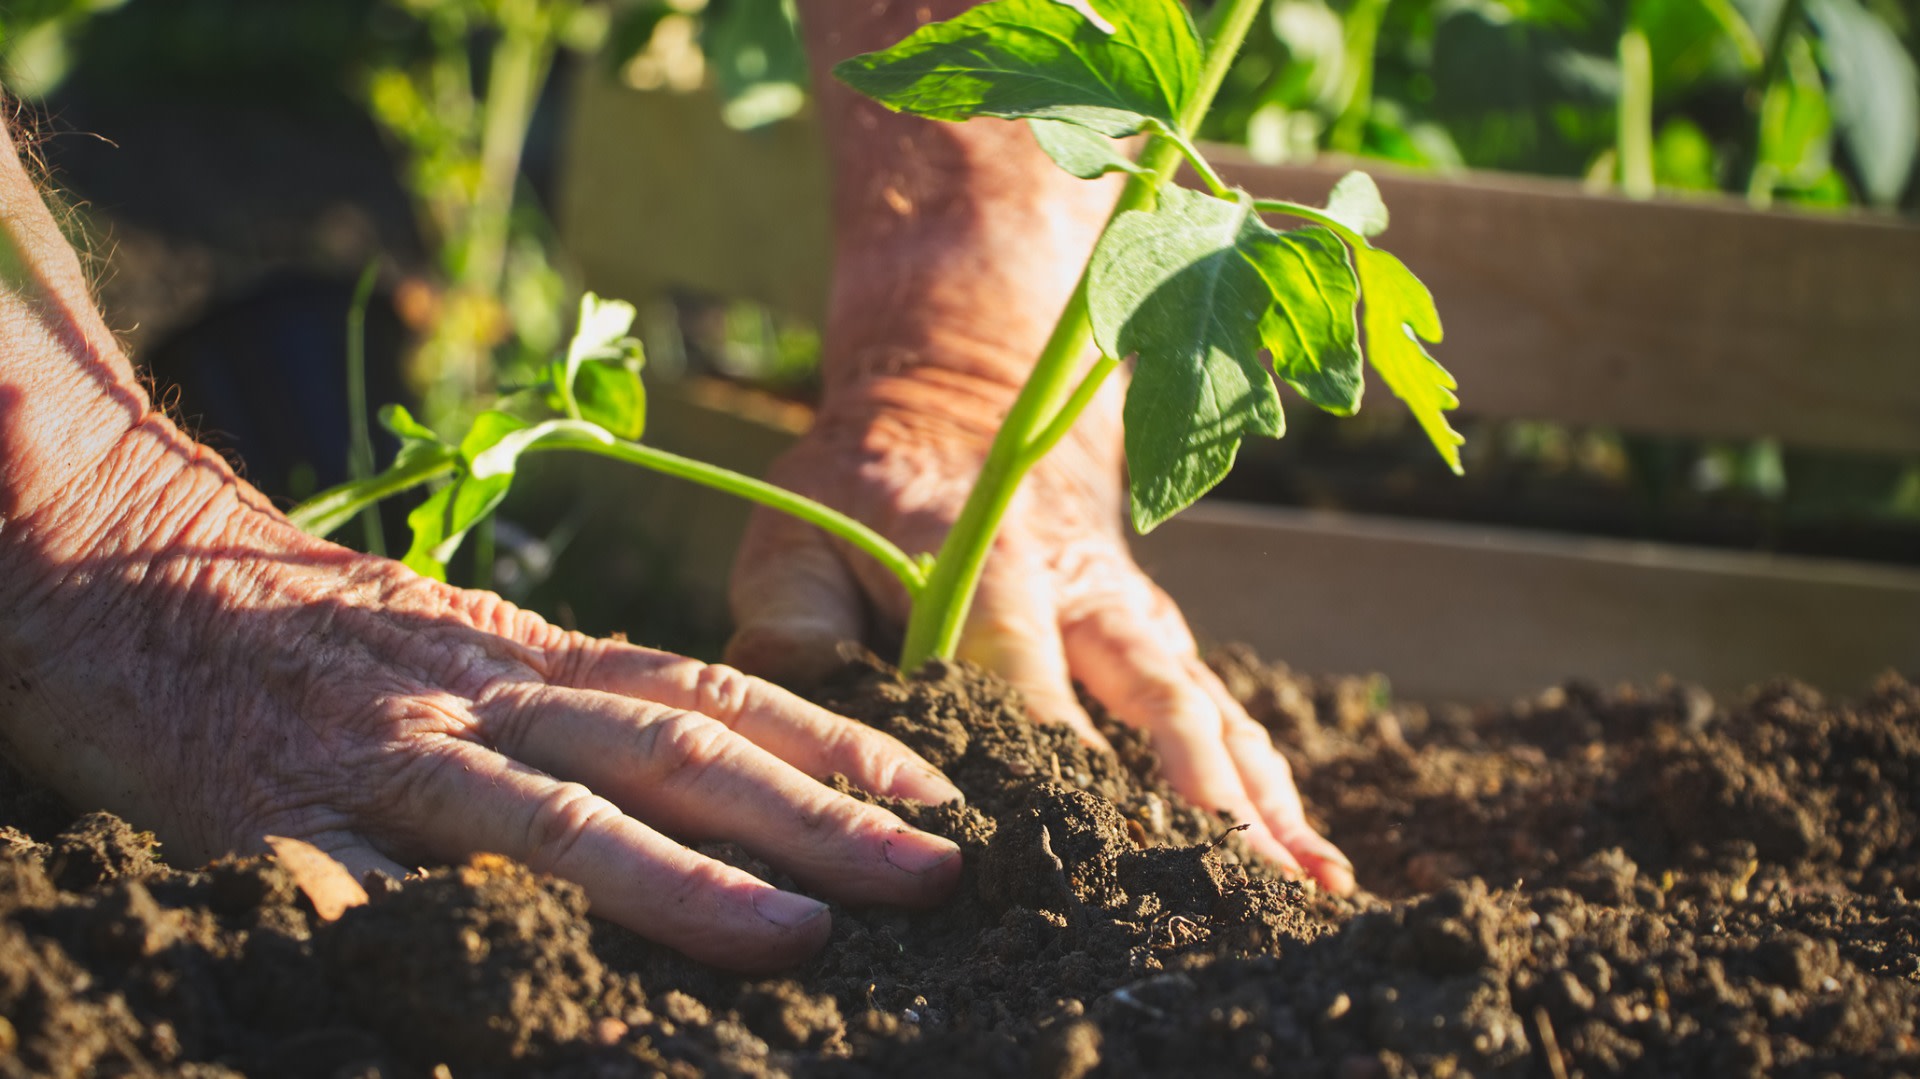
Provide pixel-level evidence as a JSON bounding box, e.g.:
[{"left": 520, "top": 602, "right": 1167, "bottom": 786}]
[{"left": 2, "top": 0, "right": 1915, "bottom": 690}]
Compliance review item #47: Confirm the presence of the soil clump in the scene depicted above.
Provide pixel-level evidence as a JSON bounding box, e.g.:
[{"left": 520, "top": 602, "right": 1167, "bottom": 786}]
[{"left": 0, "top": 649, "right": 1912, "bottom": 1077}]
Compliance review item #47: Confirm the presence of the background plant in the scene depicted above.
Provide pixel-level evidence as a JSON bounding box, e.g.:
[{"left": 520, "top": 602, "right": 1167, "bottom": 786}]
[
  {"left": 366, "top": 0, "right": 613, "bottom": 425},
  {"left": 0, "top": 0, "right": 128, "bottom": 99}
]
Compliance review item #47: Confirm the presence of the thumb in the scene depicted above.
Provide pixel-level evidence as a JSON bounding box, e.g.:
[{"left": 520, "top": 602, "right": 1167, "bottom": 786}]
[{"left": 726, "top": 504, "right": 870, "bottom": 689}]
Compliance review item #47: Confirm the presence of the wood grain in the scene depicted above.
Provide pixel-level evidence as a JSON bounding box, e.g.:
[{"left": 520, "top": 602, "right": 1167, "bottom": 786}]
[{"left": 1133, "top": 502, "right": 1920, "bottom": 702}]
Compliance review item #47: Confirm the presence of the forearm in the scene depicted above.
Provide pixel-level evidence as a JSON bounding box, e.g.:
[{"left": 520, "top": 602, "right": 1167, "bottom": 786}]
[
  {"left": 0, "top": 123, "right": 155, "bottom": 516},
  {"left": 0, "top": 122, "right": 299, "bottom": 825},
  {"left": 796, "top": 0, "right": 1124, "bottom": 412},
  {"left": 0, "top": 120, "right": 278, "bottom": 599}
]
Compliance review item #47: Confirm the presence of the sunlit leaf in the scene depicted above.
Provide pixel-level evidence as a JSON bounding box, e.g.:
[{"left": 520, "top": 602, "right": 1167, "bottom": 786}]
[
  {"left": 1089, "top": 187, "right": 1287, "bottom": 531},
  {"left": 833, "top": 0, "right": 1201, "bottom": 137},
  {"left": 1322, "top": 170, "right": 1389, "bottom": 237},
  {"left": 1249, "top": 225, "right": 1362, "bottom": 413},
  {"left": 1807, "top": 0, "right": 1917, "bottom": 206},
  {"left": 573, "top": 360, "right": 647, "bottom": 440},
  {"left": 1351, "top": 245, "right": 1464, "bottom": 473},
  {"left": 1029, "top": 118, "right": 1149, "bottom": 178}
]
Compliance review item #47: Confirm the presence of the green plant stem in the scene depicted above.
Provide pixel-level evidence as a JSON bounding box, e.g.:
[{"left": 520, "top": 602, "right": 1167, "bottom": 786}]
[
  {"left": 539, "top": 433, "right": 928, "bottom": 596},
  {"left": 293, "top": 434, "right": 928, "bottom": 599},
  {"left": 464, "top": 1, "right": 550, "bottom": 301},
  {"left": 1618, "top": 24, "right": 1656, "bottom": 200},
  {"left": 896, "top": 0, "right": 1267, "bottom": 671},
  {"left": 1167, "top": 128, "right": 1232, "bottom": 197},
  {"left": 345, "top": 260, "right": 385, "bottom": 557},
  {"left": 1702, "top": 0, "right": 1765, "bottom": 72},
  {"left": 1745, "top": 0, "right": 1807, "bottom": 204},
  {"left": 1021, "top": 356, "right": 1119, "bottom": 468},
  {"left": 289, "top": 454, "right": 459, "bottom": 536},
  {"left": 1757, "top": 0, "right": 1808, "bottom": 94},
  {"left": 472, "top": 515, "right": 496, "bottom": 591},
  {"left": 1251, "top": 198, "right": 1363, "bottom": 245},
  {"left": 1329, "top": 0, "right": 1392, "bottom": 154}
]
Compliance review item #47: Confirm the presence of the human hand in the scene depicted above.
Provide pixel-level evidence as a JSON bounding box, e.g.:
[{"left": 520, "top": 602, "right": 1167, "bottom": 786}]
[
  {"left": 726, "top": 367, "right": 1354, "bottom": 895},
  {"left": 0, "top": 420, "right": 963, "bottom": 972},
  {"left": 727, "top": 9, "right": 1350, "bottom": 889}
]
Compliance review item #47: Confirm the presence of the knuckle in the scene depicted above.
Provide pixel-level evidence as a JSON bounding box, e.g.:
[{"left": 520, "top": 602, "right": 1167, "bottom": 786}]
[
  {"left": 521, "top": 781, "right": 619, "bottom": 871},
  {"left": 633, "top": 710, "right": 733, "bottom": 789},
  {"left": 542, "top": 631, "right": 611, "bottom": 687},
  {"left": 686, "top": 663, "right": 756, "bottom": 727},
  {"left": 802, "top": 787, "right": 892, "bottom": 847},
  {"left": 341, "top": 739, "right": 465, "bottom": 849},
  {"left": 471, "top": 681, "right": 543, "bottom": 753}
]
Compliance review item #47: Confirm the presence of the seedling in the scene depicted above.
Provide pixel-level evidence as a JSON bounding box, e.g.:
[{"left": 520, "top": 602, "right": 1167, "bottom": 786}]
[{"left": 293, "top": 0, "right": 1462, "bottom": 673}]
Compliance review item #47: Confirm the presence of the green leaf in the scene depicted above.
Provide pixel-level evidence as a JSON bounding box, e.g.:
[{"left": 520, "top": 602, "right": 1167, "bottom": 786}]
[
  {"left": 378, "top": 402, "right": 457, "bottom": 471},
  {"left": 399, "top": 410, "right": 529, "bottom": 581},
  {"left": 1753, "top": 37, "right": 1833, "bottom": 195},
  {"left": 467, "top": 419, "right": 614, "bottom": 480},
  {"left": 1350, "top": 245, "right": 1464, "bottom": 474},
  {"left": 380, "top": 402, "right": 442, "bottom": 446},
  {"left": 567, "top": 292, "right": 640, "bottom": 367},
  {"left": 572, "top": 359, "right": 647, "bottom": 440},
  {"left": 458, "top": 410, "right": 531, "bottom": 462},
  {"left": 1807, "top": 0, "right": 1917, "bottom": 206},
  {"left": 555, "top": 294, "right": 646, "bottom": 435},
  {"left": 703, "top": 0, "right": 810, "bottom": 130},
  {"left": 1029, "top": 118, "right": 1149, "bottom": 178},
  {"left": 1322, "top": 171, "right": 1389, "bottom": 237},
  {"left": 1088, "top": 187, "right": 1287, "bottom": 532},
  {"left": 1248, "top": 225, "right": 1363, "bottom": 414},
  {"left": 402, "top": 474, "right": 511, "bottom": 581},
  {"left": 832, "top": 0, "right": 1201, "bottom": 138}
]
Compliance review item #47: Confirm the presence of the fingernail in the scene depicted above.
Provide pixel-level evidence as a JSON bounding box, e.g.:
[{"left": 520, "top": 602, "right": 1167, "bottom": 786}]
[
  {"left": 1318, "top": 859, "right": 1357, "bottom": 897},
  {"left": 893, "top": 767, "right": 965, "bottom": 806},
  {"left": 751, "top": 889, "right": 830, "bottom": 930},
  {"left": 884, "top": 833, "right": 961, "bottom": 876}
]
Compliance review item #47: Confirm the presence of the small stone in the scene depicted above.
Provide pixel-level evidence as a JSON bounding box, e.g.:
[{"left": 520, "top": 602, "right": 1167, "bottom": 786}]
[{"left": 1030, "top": 1019, "right": 1102, "bottom": 1079}]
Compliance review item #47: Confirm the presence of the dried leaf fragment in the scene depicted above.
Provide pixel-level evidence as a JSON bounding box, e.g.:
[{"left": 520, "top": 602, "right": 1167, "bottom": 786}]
[{"left": 265, "top": 835, "right": 370, "bottom": 921}]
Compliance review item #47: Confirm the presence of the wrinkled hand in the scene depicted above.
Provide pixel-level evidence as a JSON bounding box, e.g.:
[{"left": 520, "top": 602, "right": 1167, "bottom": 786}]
[
  {"left": 0, "top": 420, "right": 962, "bottom": 972},
  {"left": 758, "top": 0, "right": 1351, "bottom": 891},
  {"left": 727, "top": 368, "right": 1354, "bottom": 894}
]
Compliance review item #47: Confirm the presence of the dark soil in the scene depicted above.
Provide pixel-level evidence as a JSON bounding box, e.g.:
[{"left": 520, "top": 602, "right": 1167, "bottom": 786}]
[{"left": 0, "top": 650, "right": 1914, "bottom": 1077}]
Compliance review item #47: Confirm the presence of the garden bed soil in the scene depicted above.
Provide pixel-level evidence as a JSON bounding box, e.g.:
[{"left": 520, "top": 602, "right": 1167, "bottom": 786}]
[{"left": 0, "top": 650, "right": 1914, "bottom": 1077}]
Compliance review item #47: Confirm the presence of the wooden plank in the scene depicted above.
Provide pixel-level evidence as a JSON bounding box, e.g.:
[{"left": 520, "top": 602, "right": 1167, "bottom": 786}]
[
  {"left": 1132, "top": 501, "right": 1920, "bottom": 703},
  {"left": 557, "top": 71, "right": 832, "bottom": 323},
  {"left": 560, "top": 81, "right": 1920, "bottom": 454},
  {"left": 1216, "top": 152, "right": 1920, "bottom": 456}
]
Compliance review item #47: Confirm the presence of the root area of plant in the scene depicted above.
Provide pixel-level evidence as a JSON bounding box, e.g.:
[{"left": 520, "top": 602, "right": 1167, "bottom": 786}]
[{"left": 0, "top": 649, "right": 1915, "bottom": 1077}]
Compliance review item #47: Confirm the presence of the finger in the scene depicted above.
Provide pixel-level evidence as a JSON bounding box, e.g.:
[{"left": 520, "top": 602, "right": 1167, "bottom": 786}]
[
  {"left": 1062, "top": 607, "right": 1306, "bottom": 878},
  {"left": 479, "top": 685, "right": 961, "bottom": 908},
  {"left": 726, "top": 500, "right": 869, "bottom": 690},
  {"left": 959, "top": 558, "right": 1111, "bottom": 753},
  {"left": 562, "top": 647, "right": 961, "bottom": 805},
  {"left": 1194, "top": 657, "right": 1356, "bottom": 895},
  {"left": 398, "top": 736, "right": 834, "bottom": 972}
]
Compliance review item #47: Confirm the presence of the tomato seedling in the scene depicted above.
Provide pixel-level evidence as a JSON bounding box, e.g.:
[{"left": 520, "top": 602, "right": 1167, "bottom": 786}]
[{"left": 293, "top": 0, "right": 1462, "bottom": 673}]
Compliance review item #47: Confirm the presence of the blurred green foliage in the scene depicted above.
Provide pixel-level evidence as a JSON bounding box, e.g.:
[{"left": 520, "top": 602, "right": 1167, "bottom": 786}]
[
  {"left": 603, "top": 0, "right": 808, "bottom": 129},
  {"left": 367, "top": 0, "right": 612, "bottom": 426},
  {"left": 1201, "top": 0, "right": 1916, "bottom": 209},
  {"left": 0, "top": 0, "right": 128, "bottom": 99},
  {"left": 597, "top": 0, "right": 1916, "bottom": 207}
]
